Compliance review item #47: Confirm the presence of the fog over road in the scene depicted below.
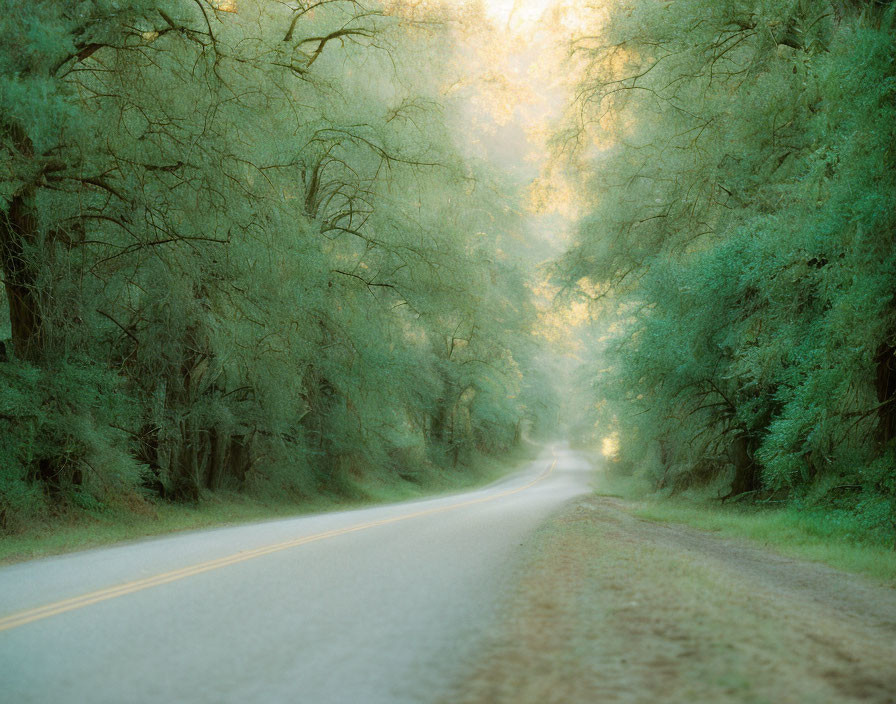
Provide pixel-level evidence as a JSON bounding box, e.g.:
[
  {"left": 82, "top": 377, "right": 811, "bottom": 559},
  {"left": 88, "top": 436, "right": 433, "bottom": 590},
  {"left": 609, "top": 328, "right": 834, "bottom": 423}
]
[{"left": 0, "top": 445, "right": 593, "bottom": 703}]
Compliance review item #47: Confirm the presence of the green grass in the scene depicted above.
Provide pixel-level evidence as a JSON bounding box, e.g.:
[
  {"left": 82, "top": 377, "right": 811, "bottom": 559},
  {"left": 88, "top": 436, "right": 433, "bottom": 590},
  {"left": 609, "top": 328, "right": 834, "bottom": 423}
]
[
  {"left": 0, "top": 445, "right": 534, "bottom": 565},
  {"left": 0, "top": 493, "right": 330, "bottom": 565},
  {"left": 594, "top": 471, "right": 896, "bottom": 585}
]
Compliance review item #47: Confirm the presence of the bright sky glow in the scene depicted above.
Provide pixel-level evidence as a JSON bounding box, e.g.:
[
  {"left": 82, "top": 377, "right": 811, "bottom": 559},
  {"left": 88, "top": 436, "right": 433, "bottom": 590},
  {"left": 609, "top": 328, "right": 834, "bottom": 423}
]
[
  {"left": 480, "top": 0, "right": 556, "bottom": 24},
  {"left": 434, "top": 0, "right": 598, "bottom": 349},
  {"left": 601, "top": 433, "right": 620, "bottom": 458}
]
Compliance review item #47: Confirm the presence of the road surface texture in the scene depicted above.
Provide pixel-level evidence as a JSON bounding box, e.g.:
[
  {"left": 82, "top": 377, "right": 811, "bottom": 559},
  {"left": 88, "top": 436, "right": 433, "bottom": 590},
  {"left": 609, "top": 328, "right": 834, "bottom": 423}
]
[
  {"left": 445, "top": 494, "right": 896, "bottom": 704},
  {"left": 5, "top": 447, "right": 896, "bottom": 704},
  {"left": 0, "top": 445, "right": 592, "bottom": 704}
]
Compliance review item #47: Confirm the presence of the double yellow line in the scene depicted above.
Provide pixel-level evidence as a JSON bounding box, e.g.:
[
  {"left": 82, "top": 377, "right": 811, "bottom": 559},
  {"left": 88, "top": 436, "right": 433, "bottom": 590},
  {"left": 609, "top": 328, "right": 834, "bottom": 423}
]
[{"left": 0, "top": 458, "right": 557, "bottom": 633}]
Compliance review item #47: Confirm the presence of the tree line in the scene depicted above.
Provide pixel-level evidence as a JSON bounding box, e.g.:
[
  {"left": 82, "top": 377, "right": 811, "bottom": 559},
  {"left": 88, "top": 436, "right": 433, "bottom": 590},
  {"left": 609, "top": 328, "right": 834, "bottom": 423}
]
[
  {"left": 0, "top": 0, "right": 553, "bottom": 529},
  {"left": 557, "top": 0, "right": 895, "bottom": 533}
]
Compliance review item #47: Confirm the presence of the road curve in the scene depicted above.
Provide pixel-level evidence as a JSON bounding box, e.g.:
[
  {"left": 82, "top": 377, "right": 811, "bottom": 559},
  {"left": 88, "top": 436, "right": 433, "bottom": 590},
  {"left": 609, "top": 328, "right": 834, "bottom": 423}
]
[{"left": 0, "top": 444, "right": 593, "bottom": 703}]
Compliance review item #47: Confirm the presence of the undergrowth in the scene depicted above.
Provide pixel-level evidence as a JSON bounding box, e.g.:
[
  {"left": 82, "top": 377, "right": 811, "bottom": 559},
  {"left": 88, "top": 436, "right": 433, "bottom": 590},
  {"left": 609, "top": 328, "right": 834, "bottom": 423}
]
[
  {"left": 594, "top": 464, "right": 896, "bottom": 585},
  {"left": 0, "top": 445, "right": 534, "bottom": 565}
]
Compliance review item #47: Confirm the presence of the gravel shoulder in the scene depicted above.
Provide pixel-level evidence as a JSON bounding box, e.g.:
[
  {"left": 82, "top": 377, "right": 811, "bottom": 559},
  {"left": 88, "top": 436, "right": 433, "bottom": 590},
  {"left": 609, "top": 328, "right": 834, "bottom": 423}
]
[{"left": 445, "top": 495, "right": 896, "bottom": 704}]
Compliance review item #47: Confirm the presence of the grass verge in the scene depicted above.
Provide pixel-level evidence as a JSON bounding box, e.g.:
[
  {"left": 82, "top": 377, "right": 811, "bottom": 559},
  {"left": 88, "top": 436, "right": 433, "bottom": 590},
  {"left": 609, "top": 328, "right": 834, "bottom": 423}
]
[
  {"left": 594, "top": 471, "right": 896, "bottom": 585},
  {"left": 0, "top": 444, "right": 537, "bottom": 565}
]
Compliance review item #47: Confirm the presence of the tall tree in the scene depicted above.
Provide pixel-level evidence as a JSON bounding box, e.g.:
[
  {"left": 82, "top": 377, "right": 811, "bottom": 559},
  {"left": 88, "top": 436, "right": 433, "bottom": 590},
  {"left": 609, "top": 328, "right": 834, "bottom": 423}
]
[{"left": 557, "top": 0, "right": 896, "bottom": 522}]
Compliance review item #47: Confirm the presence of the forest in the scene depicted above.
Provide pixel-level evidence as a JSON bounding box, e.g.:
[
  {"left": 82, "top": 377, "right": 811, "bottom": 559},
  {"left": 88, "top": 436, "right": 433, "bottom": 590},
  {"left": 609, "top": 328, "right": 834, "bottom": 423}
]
[
  {"left": 559, "top": 0, "right": 896, "bottom": 538},
  {"left": 0, "top": 0, "right": 557, "bottom": 532},
  {"left": 1, "top": 0, "right": 894, "bottom": 543}
]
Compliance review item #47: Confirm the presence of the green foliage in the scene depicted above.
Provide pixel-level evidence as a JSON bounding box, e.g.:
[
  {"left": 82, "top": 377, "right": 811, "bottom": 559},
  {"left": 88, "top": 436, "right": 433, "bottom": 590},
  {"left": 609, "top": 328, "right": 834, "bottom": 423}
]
[
  {"left": 0, "top": 358, "right": 140, "bottom": 528},
  {"left": 0, "top": 0, "right": 546, "bottom": 531},
  {"left": 559, "top": 0, "right": 896, "bottom": 533}
]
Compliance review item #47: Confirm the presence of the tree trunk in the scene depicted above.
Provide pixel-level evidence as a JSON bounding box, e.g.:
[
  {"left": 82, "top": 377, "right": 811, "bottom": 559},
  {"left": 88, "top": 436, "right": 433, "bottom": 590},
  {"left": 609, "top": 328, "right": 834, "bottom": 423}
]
[
  {"left": 725, "top": 433, "right": 760, "bottom": 499},
  {"left": 0, "top": 124, "right": 43, "bottom": 362},
  {"left": 229, "top": 434, "right": 251, "bottom": 484},
  {"left": 431, "top": 401, "right": 447, "bottom": 443},
  {"left": 171, "top": 423, "right": 202, "bottom": 502},
  {"left": 875, "top": 341, "right": 896, "bottom": 446},
  {"left": 206, "top": 427, "right": 223, "bottom": 491}
]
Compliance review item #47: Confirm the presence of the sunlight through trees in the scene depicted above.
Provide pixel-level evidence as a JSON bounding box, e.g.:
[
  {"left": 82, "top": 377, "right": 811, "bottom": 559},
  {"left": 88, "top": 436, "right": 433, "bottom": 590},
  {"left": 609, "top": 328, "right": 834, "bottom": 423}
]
[
  {"left": 557, "top": 0, "right": 896, "bottom": 535},
  {"left": 0, "top": 0, "right": 557, "bottom": 527}
]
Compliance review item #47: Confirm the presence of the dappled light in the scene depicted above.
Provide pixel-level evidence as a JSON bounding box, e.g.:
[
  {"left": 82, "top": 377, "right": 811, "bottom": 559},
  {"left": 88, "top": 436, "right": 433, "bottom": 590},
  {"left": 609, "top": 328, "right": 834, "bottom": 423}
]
[
  {"left": 1, "top": 1, "right": 895, "bottom": 701},
  {"left": 600, "top": 433, "right": 619, "bottom": 460},
  {"left": 1, "top": 0, "right": 892, "bottom": 566}
]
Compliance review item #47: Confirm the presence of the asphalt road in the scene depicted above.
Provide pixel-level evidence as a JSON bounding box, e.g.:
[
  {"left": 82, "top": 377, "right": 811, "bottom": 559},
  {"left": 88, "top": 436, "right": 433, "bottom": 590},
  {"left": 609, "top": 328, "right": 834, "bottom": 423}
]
[{"left": 0, "top": 445, "right": 593, "bottom": 704}]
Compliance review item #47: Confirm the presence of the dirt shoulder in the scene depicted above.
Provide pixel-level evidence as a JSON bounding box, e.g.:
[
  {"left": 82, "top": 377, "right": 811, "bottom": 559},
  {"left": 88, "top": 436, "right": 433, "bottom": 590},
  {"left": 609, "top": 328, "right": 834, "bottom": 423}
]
[{"left": 445, "top": 495, "right": 896, "bottom": 704}]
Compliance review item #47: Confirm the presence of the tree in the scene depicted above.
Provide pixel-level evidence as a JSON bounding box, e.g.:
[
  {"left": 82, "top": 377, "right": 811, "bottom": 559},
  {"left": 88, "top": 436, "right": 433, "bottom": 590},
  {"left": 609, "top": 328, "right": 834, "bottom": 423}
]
[
  {"left": 0, "top": 0, "right": 545, "bottom": 525},
  {"left": 557, "top": 0, "right": 896, "bottom": 524}
]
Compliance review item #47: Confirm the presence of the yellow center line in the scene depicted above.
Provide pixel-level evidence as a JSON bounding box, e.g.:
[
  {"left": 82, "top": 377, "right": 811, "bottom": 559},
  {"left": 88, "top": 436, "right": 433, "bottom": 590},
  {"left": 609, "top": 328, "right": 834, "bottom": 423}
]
[{"left": 0, "top": 457, "right": 558, "bottom": 633}]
